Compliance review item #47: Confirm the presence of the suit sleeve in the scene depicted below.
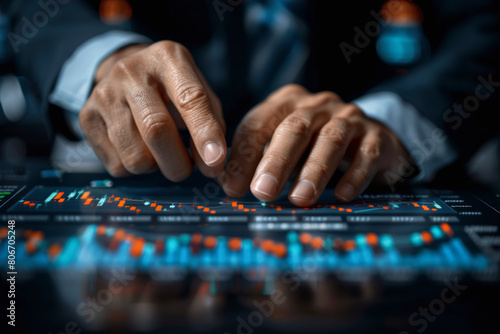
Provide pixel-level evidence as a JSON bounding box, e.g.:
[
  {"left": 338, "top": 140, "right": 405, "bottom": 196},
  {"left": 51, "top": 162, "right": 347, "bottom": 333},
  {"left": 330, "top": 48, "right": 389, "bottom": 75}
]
[
  {"left": 2, "top": 0, "right": 116, "bottom": 136},
  {"left": 371, "top": 0, "right": 500, "bottom": 165}
]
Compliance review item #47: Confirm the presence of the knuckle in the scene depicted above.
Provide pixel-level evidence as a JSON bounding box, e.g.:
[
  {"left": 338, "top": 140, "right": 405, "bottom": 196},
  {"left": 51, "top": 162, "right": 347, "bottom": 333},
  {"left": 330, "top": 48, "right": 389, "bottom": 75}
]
[
  {"left": 237, "top": 116, "right": 265, "bottom": 136},
  {"left": 322, "top": 118, "right": 349, "bottom": 147},
  {"left": 175, "top": 83, "right": 209, "bottom": 112},
  {"left": 264, "top": 151, "right": 291, "bottom": 168},
  {"left": 317, "top": 91, "right": 341, "bottom": 103},
  {"left": 121, "top": 151, "right": 155, "bottom": 174},
  {"left": 113, "top": 58, "right": 136, "bottom": 79},
  {"left": 153, "top": 40, "right": 192, "bottom": 62},
  {"left": 305, "top": 160, "right": 331, "bottom": 180},
  {"left": 361, "top": 141, "right": 382, "bottom": 163},
  {"left": 107, "top": 162, "right": 128, "bottom": 178},
  {"left": 279, "top": 83, "right": 307, "bottom": 95},
  {"left": 91, "top": 82, "right": 118, "bottom": 104},
  {"left": 279, "top": 113, "right": 312, "bottom": 138},
  {"left": 352, "top": 166, "right": 371, "bottom": 183},
  {"left": 340, "top": 103, "right": 363, "bottom": 118},
  {"left": 142, "top": 114, "right": 171, "bottom": 144}
]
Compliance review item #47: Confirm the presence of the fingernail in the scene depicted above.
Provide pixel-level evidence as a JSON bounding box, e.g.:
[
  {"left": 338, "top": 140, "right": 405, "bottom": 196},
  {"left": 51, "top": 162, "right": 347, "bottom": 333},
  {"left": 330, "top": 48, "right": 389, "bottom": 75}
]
[
  {"left": 203, "top": 142, "right": 223, "bottom": 166},
  {"left": 336, "top": 183, "right": 355, "bottom": 201},
  {"left": 290, "top": 179, "right": 316, "bottom": 200},
  {"left": 253, "top": 173, "right": 278, "bottom": 197}
]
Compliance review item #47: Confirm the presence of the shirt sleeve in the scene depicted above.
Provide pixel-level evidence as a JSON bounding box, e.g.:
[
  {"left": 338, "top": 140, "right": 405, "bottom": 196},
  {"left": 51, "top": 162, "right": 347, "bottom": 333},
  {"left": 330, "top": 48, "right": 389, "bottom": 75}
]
[
  {"left": 352, "top": 92, "right": 459, "bottom": 182},
  {"left": 48, "top": 30, "right": 152, "bottom": 138}
]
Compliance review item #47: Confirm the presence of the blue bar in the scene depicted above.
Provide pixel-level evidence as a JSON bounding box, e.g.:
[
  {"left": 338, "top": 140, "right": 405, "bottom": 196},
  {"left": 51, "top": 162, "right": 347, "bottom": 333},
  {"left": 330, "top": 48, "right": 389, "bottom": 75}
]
[
  {"left": 450, "top": 238, "right": 472, "bottom": 268},
  {"left": 56, "top": 237, "right": 80, "bottom": 267},
  {"left": 441, "top": 243, "right": 457, "bottom": 268}
]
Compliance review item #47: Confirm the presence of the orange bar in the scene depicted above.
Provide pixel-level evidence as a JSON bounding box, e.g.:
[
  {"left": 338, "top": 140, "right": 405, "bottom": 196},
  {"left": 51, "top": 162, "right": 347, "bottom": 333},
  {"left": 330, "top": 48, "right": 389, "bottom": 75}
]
[
  {"left": 58, "top": 198, "right": 65, "bottom": 203},
  {"left": 276, "top": 206, "right": 282, "bottom": 211},
  {"left": 97, "top": 225, "right": 106, "bottom": 235},
  {"left": 232, "top": 201, "right": 237, "bottom": 207},
  {"left": 291, "top": 210, "right": 295, "bottom": 214},
  {"left": 150, "top": 202, "right": 156, "bottom": 207},
  {"left": 54, "top": 192, "right": 64, "bottom": 200},
  {"left": 229, "top": 237, "right": 242, "bottom": 251},
  {"left": 338, "top": 207, "right": 344, "bottom": 212},
  {"left": 0, "top": 227, "right": 8, "bottom": 239},
  {"left": 346, "top": 208, "right": 352, "bottom": 213},
  {"left": 251, "top": 208, "right": 256, "bottom": 212},
  {"left": 422, "top": 205, "right": 430, "bottom": 211},
  {"left": 130, "top": 206, "right": 136, "bottom": 211},
  {"left": 299, "top": 233, "right": 312, "bottom": 245},
  {"left": 369, "top": 205, "right": 374, "bottom": 208},
  {"left": 84, "top": 199, "right": 92, "bottom": 205},
  {"left": 311, "top": 237, "right": 324, "bottom": 249},
  {"left": 366, "top": 233, "right": 378, "bottom": 246},
  {"left": 413, "top": 202, "right": 420, "bottom": 207},
  {"left": 155, "top": 205, "right": 163, "bottom": 211},
  {"left": 203, "top": 208, "right": 210, "bottom": 212},
  {"left": 114, "top": 197, "right": 120, "bottom": 201},
  {"left": 29, "top": 203, "right": 35, "bottom": 207},
  {"left": 383, "top": 206, "right": 389, "bottom": 210},
  {"left": 244, "top": 208, "right": 249, "bottom": 212},
  {"left": 238, "top": 204, "right": 244, "bottom": 210},
  {"left": 261, "top": 239, "right": 274, "bottom": 253},
  {"left": 272, "top": 243, "right": 287, "bottom": 258},
  {"left": 47, "top": 243, "right": 62, "bottom": 259},
  {"left": 81, "top": 191, "right": 90, "bottom": 200},
  {"left": 204, "top": 236, "right": 217, "bottom": 249},
  {"left": 23, "top": 201, "right": 30, "bottom": 205},
  {"left": 210, "top": 210, "right": 215, "bottom": 214},
  {"left": 421, "top": 231, "right": 432, "bottom": 244},
  {"left": 117, "top": 200, "right": 125, "bottom": 207},
  {"left": 330, "top": 205, "right": 336, "bottom": 209},
  {"left": 197, "top": 205, "right": 203, "bottom": 209},
  {"left": 130, "top": 238, "right": 145, "bottom": 258},
  {"left": 440, "top": 223, "right": 454, "bottom": 237},
  {"left": 432, "top": 208, "right": 437, "bottom": 211},
  {"left": 344, "top": 240, "right": 356, "bottom": 251}
]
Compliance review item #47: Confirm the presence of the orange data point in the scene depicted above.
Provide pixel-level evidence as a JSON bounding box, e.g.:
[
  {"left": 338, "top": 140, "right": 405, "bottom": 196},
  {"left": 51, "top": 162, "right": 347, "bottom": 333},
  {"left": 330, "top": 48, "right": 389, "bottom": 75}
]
[
  {"left": 344, "top": 240, "right": 356, "bottom": 251},
  {"left": 47, "top": 243, "right": 62, "bottom": 259},
  {"left": 261, "top": 239, "right": 274, "bottom": 253},
  {"left": 192, "top": 233, "right": 203, "bottom": 244},
  {"left": 311, "top": 237, "right": 324, "bottom": 249},
  {"left": 421, "top": 231, "right": 433, "bottom": 244},
  {"left": 130, "top": 238, "right": 145, "bottom": 258},
  {"left": 25, "top": 240, "right": 37, "bottom": 254},
  {"left": 204, "top": 236, "right": 217, "bottom": 249},
  {"left": 228, "top": 238, "right": 242, "bottom": 251},
  {"left": 0, "top": 227, "right": 7, "bottom": 239},
  {"left": 440, "top": 223, "right": 454, "bottom": 236},
  {"left": 96, "top": 225, "right": 107, "bottom": 236},
  {"left": 299, "top": 233, "right": 312, "bottom": 245},
  {"left": 273, "top": 243, "right": 287, "bottom": 258},
  {"left": 366, "top": 233, "right": 378, "bottom": 247}
]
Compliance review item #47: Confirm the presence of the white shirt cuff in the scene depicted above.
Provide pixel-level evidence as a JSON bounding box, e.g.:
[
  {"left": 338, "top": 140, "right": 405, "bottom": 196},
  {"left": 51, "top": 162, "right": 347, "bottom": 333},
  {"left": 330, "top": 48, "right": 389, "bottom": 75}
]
[
  {"left": 49, "top": 30, "right": 151, "bottom": 113},
  {"left": 353, "top": 92, "right": 458, "bottom": 182}
]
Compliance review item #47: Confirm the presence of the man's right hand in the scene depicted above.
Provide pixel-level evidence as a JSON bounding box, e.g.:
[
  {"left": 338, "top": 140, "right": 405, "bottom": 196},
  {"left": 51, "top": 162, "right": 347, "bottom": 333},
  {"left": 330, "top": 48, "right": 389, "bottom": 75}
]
[{"left": 79, "top": 41, "right": 226, "bottom": 181}]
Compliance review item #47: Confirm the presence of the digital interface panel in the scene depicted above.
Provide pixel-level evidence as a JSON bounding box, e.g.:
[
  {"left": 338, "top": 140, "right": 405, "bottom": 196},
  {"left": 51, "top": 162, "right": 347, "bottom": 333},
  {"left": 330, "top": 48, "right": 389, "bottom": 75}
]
[{"left": 8, "top": 186, "right": 455, "bottom": 215}]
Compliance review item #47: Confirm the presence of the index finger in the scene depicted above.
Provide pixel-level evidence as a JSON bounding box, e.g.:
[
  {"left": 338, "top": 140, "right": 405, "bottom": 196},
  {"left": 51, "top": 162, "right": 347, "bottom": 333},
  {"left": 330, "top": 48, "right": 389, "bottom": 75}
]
[{"left": 153, "top": 42, "right": 227, "bottom": 167}]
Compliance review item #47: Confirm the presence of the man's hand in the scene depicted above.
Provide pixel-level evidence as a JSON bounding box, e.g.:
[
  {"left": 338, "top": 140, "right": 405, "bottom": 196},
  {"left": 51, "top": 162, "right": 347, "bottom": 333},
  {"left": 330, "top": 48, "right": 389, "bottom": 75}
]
[
  {"left": 79, "top": 41, "right": 226, "bottom": 180},
  {"left": 219, "top": 84, "right": 410, "bottom": 206}
]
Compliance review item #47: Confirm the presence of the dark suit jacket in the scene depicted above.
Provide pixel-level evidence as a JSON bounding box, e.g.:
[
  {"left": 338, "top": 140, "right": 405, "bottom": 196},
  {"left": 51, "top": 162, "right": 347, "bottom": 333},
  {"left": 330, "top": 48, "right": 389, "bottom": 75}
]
[{"left": 2, "top": 0, "right": 500, "bottom": 166}]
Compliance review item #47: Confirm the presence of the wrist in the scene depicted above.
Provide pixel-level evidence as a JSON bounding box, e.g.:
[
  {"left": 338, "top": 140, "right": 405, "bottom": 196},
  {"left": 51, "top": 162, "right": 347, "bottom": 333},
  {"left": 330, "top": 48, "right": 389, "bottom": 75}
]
[{"left": 94, "top": 44, "right": 148, "bottom": 84}]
